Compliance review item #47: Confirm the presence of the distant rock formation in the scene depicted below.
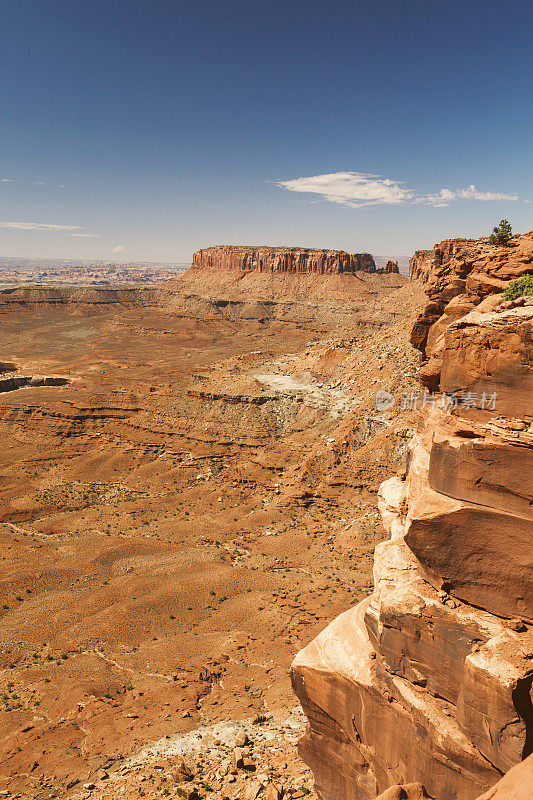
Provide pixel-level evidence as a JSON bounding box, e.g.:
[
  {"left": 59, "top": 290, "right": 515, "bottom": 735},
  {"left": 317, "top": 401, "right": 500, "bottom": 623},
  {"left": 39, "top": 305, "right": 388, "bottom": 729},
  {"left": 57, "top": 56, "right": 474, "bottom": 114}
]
[
  {"left": 0, "top": 285, "right": 159, "bottom": 311},
  {"left": 191, "top": 246, "right": 397, "bottom": 275},
  {"left": 291, "top": 231, "right": 533, "bottom": 800},
  {"left": 382, "top": 259, "right": 399, "bottom": 274}
]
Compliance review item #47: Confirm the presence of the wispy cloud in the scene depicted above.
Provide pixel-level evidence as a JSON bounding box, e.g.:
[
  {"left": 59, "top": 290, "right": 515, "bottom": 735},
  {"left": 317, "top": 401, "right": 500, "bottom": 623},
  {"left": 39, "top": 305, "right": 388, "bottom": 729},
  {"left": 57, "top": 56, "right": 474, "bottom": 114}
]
[
  {"left": 278, "top": 172, "right": 412, "bottom": 207},
  {"left": 415, "top": 184, "right": 519, "bottom": 207},
  {"left": 66, "top": 232, "right": 100, "bottom": 238},
  {"left": 276, "top": 171, "right": 518, "bottom": 208},
  {"left": 0, "top": 221, "right": 81, "bottom": 231},
  {"left": 1, "top": 179, "right": 13, "bottom": 183},
  {"left": 112, "top": 244, "right": 125, "bottom": 253}
]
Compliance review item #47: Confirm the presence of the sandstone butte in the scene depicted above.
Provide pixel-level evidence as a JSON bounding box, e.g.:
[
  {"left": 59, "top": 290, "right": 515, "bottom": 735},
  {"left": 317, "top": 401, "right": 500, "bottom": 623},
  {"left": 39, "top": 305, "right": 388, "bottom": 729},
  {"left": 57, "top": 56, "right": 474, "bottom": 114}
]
[
  {"left": 190, "top": 246, "right": 395, "bottom": 275},
  {"left": 291, "top": 230, "right": 533, "bottom": 800},
  {"left": 164, "top": 246, "right": 403, "bottom": 309}
]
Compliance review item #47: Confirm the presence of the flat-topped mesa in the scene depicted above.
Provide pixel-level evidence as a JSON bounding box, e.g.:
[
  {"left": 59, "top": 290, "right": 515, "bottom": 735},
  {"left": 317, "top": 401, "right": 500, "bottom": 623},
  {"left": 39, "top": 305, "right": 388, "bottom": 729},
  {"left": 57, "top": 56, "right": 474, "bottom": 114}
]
[{"left": 191, "top": 246, "right": 394, "bottom": 275}]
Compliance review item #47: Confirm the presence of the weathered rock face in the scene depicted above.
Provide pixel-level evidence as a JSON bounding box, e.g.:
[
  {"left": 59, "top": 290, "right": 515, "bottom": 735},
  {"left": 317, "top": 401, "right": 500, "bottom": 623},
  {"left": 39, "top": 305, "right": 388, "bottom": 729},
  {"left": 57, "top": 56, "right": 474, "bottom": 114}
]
[
  {"left": 474, "top": 753, "right": 533, "bottom": 800},
  {"left": 374, "top": 755, "right": 533, "bottom": 800},
  {"left": 409, "top": 230, "right": 533, "bottom": 360},
  {"left": 409, "top": 249, "right": 434, "bottom": 282},
  {"left": 292, "top": 232, "right": 533, "bottom": 800},
  {"left": 191, "top": 246, "right": 391, "bottom": 275}
]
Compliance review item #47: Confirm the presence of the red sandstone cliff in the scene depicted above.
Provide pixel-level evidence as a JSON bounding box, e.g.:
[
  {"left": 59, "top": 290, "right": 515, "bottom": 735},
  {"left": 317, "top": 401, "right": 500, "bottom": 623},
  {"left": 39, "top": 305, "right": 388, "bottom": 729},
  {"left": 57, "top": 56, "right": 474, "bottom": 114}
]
[
  {"left": 165, "top": 245, "right": 405, "bottom": 313},
  {"left": 291, "top": 231, "right": 533, "bottom": 800},
  {"left": 409, "top": 230, "right": 533, "bottom": 390},
  {"left": 191, "top": 246, "right": 396, "bottom": 275}
]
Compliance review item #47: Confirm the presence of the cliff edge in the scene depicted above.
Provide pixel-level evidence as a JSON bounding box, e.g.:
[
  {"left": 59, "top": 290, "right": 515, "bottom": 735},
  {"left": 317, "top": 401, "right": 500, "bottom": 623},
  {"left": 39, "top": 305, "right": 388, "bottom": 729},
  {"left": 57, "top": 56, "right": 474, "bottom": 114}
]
[{"left": 291, "top": 231, "right": 533, "bottom": 800}]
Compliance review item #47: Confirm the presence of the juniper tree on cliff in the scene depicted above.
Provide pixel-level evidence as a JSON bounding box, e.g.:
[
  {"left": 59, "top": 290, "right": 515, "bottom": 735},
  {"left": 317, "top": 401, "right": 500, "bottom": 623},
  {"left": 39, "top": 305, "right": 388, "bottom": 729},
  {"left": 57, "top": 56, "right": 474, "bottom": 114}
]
[{"left": 489, "top": 219, "right": 512, "bottom": 245}]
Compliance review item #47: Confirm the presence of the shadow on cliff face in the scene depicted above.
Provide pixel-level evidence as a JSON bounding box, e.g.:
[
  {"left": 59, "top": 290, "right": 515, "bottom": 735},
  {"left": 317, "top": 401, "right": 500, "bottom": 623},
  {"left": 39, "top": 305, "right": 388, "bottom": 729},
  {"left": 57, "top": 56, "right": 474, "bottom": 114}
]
[{"left": 513, "top": 676, "right": 533, "bottom": 759}]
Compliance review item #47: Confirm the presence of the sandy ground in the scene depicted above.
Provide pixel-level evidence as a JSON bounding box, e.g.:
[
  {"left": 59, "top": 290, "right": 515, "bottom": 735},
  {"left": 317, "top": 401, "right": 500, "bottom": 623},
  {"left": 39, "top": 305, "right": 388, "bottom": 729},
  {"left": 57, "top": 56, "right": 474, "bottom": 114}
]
[{"left": 0, "top": 284, "right": 424, "bottom": 798}]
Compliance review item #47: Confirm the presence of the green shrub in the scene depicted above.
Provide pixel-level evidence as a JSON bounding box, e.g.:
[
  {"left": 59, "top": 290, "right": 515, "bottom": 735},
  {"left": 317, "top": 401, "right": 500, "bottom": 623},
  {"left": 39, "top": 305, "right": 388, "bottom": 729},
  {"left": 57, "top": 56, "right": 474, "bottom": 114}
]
[
  {"left": 503, "top": 274, "right": 533, "bottom": 300},
  {"left": 489, "top": 219, "right": 512, "bottom": 245}
]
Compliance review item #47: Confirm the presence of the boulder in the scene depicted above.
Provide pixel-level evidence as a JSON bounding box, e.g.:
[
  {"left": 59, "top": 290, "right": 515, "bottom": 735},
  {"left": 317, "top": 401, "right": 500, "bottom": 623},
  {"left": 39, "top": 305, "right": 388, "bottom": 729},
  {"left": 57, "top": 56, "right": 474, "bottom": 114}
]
[
  {"left": 404, "top": 430, "right": 532, "bottom": 621},
  {"left": 439, "top": 307, "right": 533, "bottom": 420},
  {"left": 428, "top": 424, "right": 533, "bottom": 519},
  {"left": 292, "top": 597, "right": 502, "bottom": 800}
]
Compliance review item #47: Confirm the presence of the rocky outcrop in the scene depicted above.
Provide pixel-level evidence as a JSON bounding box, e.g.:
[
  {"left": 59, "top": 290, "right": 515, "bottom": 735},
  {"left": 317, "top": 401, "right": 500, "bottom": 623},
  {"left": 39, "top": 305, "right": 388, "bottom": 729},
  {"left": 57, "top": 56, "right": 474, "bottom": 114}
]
[
  {"left": 409, "top": 231, "right": 533, "bottom": 288},
  {"left": 383, "top": 260, "right": 400, "bottom": 275},
  {"left": 291, "top": 233, "right": 533, "bottom": 800},
  {"left": 0, "top": 374, "right": 69, "bottom": 393},
  {"left": 409, "top": 230, "right": 533, "bottom": 359},
  {"left": 373, "top": 755, "right": 533, "bottom": 800},
  {"left": 409, "top": 250, "right": 434, "bottom": 282},
  {"left": 0, "top": 362, "right": 17, "bottom": 373},
  {"left": 191, "top": 246, "right": 394, "bottom": 275}
]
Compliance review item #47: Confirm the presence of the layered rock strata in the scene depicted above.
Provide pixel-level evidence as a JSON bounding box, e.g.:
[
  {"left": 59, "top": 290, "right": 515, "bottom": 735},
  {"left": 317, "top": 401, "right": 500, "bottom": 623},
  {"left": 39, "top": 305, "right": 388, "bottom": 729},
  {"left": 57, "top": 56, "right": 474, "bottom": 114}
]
[
  {"left": 191, "top": 246, "right": 395, "bottom": 275},
  {"left": 292, "top": 233, "right": 533, "bottom": 800},
  {"left": 0, "top": 285, "right": 159, "bottom": 311},
  {"left": 409, "top": 229, "right": 533, "bottom": 389}
]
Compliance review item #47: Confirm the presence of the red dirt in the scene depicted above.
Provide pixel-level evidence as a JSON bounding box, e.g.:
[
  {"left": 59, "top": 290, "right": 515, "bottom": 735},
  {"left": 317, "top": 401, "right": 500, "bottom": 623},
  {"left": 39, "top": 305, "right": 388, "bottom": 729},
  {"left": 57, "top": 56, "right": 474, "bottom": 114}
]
[{"left": 0, "top": 279, "right": 424, "bottom": 798}]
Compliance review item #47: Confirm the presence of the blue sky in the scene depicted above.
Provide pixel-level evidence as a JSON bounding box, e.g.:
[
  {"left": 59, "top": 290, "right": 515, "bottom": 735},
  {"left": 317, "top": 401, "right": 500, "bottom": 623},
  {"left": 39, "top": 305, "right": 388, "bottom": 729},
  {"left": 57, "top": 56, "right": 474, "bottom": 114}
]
[{"left": 1, "top": 0, "right": 531, "bottom": 261}]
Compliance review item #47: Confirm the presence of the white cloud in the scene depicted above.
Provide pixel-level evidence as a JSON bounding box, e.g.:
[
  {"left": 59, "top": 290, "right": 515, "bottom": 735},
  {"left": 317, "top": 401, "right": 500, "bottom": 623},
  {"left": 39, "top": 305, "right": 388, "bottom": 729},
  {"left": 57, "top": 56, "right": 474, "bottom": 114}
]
[
  {"left": 0, "top": 221, "right": 81, "bottom": 231},
  {"left": 277, "top": 171, "right": 412, "bottom": 207},
  {"left": 1, "top": 179, "right": 13, "bottom": 183},
  {"left": 112, "top": 244, "right": 125, "bottom": 253},
  {"left": 416, "top": 184, "right": 518, "bottom": 206},
  {"left": 66, "top": 233, "right": 100, "bottom": 238},
  {"left": 276, "top": 171, "right": 518, "bottom": 208}
]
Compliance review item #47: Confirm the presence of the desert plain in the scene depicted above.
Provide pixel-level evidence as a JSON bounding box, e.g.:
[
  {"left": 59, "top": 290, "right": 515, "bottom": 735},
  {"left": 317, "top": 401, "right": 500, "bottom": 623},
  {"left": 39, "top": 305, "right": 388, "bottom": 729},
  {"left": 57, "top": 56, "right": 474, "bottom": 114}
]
[{"left": 0, "top": 274, "right": 423, "bottom": 798}]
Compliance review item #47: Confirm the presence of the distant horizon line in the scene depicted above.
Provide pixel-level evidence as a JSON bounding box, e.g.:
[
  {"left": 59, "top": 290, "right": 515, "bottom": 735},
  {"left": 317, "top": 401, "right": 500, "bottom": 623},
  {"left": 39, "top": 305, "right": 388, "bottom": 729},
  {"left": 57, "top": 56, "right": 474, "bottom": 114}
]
[
  {"left": 0, "top": 250, "right": 413, "bottom": 265},
  {"left": 0, "top": 255, "right": 191, "bottom": 266}
]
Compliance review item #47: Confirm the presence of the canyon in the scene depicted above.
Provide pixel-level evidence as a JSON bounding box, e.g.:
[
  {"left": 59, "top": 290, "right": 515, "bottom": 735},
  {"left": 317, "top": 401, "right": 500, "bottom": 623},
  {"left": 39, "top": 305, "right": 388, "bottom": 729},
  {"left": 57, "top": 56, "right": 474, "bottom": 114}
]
[
  {"left": 0, "top": 247, "right": 421, "bottom": 799},
  {"left": 0, "top": 237, "right": 531, "bottom": 800}
]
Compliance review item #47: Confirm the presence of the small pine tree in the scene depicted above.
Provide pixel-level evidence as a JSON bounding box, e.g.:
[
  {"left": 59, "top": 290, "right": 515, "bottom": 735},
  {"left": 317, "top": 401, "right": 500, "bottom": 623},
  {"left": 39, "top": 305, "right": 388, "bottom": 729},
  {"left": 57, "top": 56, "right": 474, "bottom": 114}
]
[
  {"left": 503, "top": 274, "right": 533, "bottom": 300},
  {"left": 489, "top": 219, "right": 512, "bottom": 246}
]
